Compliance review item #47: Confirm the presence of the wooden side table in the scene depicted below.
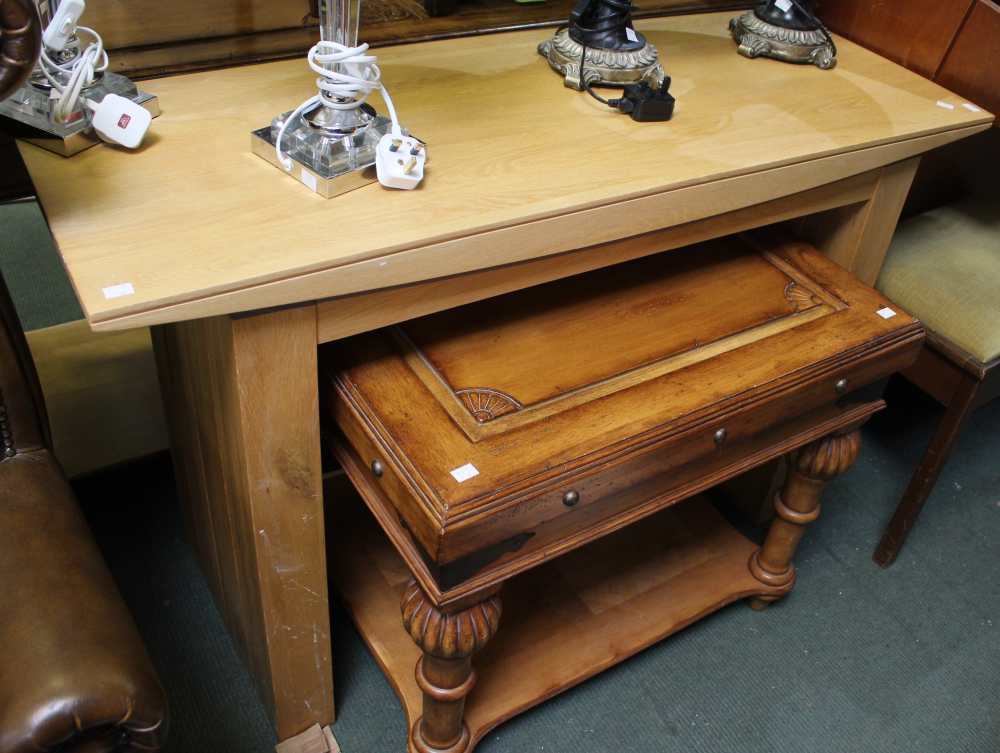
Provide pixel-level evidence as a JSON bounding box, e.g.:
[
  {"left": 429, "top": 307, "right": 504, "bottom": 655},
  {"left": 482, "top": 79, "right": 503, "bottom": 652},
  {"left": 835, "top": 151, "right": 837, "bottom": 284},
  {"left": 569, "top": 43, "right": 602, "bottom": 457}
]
[
  {"left": 15, "top": 13, "right": 993, "bottom": 740},
  {"left": 322, "top": 236, "right": 922, "bottom": 752}
]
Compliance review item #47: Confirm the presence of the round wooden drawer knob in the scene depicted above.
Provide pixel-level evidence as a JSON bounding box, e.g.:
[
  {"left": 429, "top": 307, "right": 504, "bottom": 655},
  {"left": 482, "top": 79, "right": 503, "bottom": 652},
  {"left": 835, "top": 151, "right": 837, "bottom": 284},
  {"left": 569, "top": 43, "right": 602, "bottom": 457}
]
[{"left": 563, "top": 490, "right": 580, "bottom": 507}]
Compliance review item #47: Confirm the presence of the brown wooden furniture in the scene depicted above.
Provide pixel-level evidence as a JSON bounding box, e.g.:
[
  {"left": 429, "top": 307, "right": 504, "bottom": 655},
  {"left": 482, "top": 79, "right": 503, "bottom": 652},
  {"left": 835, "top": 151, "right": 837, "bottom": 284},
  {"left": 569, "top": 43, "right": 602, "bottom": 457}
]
[
  {"left": 323, "top": 235, "right": 922, "bottom": 753},
  {"left": 15, "top": 13, "right": 992, "bottom": 741},
  {"left": 872, "top": 196, "right": 1000, "bottom": 566},
  {"left": 824, "top": 0, "right": 1000, "bottom": 125},
  {"left": 85, "top": 0, "right": 750, "bottom": 78}
]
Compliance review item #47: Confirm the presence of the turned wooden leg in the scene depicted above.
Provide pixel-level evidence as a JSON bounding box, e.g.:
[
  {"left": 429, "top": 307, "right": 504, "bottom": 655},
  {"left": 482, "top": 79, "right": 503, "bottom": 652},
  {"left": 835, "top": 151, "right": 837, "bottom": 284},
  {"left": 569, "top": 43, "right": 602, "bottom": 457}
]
[
  {"left": 749, "top": 429, "right": 861, "bottom": 610},
  {"left": 401, "top": 581, "right": 501, "bottom": 753},
  {"left": 873, "top": 375, "right": 980, "bottom": 568}
]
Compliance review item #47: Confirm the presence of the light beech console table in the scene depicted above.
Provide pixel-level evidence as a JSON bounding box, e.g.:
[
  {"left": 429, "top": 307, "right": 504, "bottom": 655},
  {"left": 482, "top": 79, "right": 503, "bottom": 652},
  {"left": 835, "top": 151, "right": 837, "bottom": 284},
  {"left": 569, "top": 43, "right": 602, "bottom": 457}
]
[{"left": 16, "top": 11, "right": 993, "bottom": 743}]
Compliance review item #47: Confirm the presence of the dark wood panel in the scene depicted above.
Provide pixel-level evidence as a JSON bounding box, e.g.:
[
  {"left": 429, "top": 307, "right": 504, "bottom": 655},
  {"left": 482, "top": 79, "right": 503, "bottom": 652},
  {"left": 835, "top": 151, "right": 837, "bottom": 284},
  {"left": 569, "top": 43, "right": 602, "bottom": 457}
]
[
  {"left": 0, "top": 132, "right": 34, "bottom": 202},
  {"left": 97, "top": 0, "right": 751, "bottom": 79},
  {"left": 904, "top": 128, "right": 1000, "bottom": 216},
  {"left": 821, "top": 0, "right": 972, "bottom": 78},
  {"left": 936, "top": 0, "right": 1000, "bottom": 125}
]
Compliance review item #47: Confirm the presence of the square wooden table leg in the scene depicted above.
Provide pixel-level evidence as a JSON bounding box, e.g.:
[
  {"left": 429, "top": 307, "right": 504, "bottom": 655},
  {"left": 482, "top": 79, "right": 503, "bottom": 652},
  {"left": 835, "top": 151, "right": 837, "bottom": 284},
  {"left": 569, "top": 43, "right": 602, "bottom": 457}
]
[
  {"left": 797, "top": 157, "right": 921, "bottom": 285},
  {"left": 152, "top": 304, "right": 333, "bottom": 740}
]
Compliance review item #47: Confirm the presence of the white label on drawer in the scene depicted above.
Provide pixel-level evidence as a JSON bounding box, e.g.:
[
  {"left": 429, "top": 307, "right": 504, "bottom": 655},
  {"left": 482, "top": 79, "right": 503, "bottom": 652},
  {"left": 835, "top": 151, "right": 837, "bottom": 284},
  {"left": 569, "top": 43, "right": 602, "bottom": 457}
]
[
  {"left": 102, "top": 282, "right": 135, "bottom": 299},
  {"left": 962, "top": 103, "right": 982, "bottom": 112},
  {"left": 936, "top": 100, "right": 956, "bottom": 110},
  {"left": 876, "top": 306, "right": 897, "bottom": 319},
  {"left": 625, "top": 26, "right": 639, "bottom": 42},
  {"left": 450, "top": 463, "right": 480, "bottom": 483},
  {"left": 300, "top": 170, "right": 318, "bottom": 193},
  {"left": 775, "top": 0, "right": 793, "bottom": 11}
]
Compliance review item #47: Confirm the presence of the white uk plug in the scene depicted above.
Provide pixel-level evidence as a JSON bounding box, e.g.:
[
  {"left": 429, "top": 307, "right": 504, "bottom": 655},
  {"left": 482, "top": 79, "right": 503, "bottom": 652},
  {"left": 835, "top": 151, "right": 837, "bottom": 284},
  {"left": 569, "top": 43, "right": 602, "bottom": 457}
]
[
  {"left": 375, "top": 134, "right": 426, "bottom": 190},
  {"left": 89, "top": 94, "right": 152, "bottom": 149},
  {"left": 43, "top": 0, "right": 86, "bottom": 52}
]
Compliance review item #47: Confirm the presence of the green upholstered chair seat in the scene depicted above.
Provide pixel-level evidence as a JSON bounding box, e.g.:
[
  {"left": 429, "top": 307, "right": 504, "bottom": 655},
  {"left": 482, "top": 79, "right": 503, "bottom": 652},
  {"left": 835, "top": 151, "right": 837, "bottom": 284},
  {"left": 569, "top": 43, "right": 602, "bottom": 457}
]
[{"left": 877, "top": 194, "right": 1000, "bottom": 364}]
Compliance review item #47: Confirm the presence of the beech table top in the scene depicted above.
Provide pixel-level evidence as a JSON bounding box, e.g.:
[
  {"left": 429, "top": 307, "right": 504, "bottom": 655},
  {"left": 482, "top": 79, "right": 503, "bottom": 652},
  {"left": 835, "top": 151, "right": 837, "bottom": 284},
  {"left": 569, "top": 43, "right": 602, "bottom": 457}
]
[{"left": 16, "top": 11, "right": 993, "bottom": 331}]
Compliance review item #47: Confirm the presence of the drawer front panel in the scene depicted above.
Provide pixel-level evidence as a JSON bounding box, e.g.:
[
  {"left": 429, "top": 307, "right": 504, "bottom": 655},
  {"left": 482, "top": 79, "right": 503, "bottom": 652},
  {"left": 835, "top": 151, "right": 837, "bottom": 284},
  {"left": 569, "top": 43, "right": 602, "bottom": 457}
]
[
  {"left": 332, "top": 394, "right": 442, "bottom": 561},
  {"left": 435, "top": 339, "right": 912, "bottom": 569}
]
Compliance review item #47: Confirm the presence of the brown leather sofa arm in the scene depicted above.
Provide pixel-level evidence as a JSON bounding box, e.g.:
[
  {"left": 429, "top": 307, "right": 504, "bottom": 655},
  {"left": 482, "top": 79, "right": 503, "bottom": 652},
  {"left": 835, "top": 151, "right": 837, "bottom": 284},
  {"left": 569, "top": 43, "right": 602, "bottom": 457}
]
[
  {"left": 0, "top": 0, "right": 41, "bottom": 101},
  {"left": 0, "top": 451, "right": 168, "bottom": 753}
]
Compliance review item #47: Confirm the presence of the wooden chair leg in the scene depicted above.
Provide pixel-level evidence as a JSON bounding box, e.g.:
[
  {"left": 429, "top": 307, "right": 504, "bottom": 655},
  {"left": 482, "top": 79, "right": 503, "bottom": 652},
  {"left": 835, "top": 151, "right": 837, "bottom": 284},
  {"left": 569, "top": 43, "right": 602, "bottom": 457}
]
[
  {"left": 749, "top": 429, "right": 862, "bottom": 610},
  {"left": 401, "top": 581, "right": 501, "bottom": 753},
  {"left": 873, "top": 374, "right": 981, "bottom": 568}
]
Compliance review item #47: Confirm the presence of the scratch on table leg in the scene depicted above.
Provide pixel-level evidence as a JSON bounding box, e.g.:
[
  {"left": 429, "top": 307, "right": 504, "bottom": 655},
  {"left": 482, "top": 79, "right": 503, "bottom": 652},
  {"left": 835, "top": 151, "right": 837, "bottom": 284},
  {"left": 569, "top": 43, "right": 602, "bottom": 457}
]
[{"left": 286, "top": 578, "right": 323, "bottom": 600}]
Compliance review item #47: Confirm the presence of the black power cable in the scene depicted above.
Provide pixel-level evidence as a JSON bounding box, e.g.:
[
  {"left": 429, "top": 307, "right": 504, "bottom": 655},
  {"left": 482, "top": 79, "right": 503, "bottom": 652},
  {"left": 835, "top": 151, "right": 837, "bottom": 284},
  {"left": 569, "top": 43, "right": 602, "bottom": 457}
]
[
  {"left": 785, "top": 0, "right": 838, "bottom": 58},
  {"left": 568, "top": 17, "right": 675, "bottom": 121}
]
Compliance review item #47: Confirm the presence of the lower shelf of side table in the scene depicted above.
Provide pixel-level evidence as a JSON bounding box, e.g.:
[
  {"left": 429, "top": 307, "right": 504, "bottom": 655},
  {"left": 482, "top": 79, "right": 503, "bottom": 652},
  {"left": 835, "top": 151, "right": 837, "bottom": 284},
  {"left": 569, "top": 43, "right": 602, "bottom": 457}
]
[{"left": 328, "top": 485, "right": 782, "bottom": 753}]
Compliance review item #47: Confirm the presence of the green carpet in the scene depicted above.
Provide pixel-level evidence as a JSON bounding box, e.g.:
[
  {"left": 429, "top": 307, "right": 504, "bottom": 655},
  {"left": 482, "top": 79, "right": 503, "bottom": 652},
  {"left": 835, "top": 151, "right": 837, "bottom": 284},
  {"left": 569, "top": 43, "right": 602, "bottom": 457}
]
[
  {"left": 4, "top": 198, "right": 999, "bottom": 753},
  {"left": 0, "top": 199, "right": 83, "bottom": 329}
]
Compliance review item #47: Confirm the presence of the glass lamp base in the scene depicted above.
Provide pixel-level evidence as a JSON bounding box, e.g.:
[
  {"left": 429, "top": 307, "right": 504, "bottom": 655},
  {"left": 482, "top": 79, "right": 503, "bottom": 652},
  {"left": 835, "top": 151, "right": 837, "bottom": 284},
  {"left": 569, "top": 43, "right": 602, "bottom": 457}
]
[
  {"left": 251, "top": 106, "right": 397, "bottom": 198},
  {"left": 0, "top": 71, "right": 160, "bottom": 156}
]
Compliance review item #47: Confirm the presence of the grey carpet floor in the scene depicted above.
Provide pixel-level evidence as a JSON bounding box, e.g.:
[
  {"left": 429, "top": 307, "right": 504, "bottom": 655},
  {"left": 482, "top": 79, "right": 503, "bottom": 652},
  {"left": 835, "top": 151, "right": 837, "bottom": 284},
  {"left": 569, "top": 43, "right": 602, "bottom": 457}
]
[{"left": 4, "top": 198, "right": 999, "bottom": 753}]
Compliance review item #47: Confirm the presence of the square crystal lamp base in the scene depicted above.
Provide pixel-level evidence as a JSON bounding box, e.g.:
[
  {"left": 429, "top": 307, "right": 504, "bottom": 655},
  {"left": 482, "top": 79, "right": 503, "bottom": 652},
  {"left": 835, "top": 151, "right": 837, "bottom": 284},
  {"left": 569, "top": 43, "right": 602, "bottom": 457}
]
[
  {"left": 0, "top": 72, "right": 160, "bottom": 157},
  {"left": 251, "top": 111, "right": 395, "bottom": 199}
]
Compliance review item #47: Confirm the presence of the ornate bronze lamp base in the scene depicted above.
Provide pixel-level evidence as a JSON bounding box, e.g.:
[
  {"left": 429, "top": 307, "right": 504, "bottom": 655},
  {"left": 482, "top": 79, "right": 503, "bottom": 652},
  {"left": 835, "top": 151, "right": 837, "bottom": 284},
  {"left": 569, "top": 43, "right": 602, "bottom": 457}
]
[
  {"left": 729, "top": 11, "right": 836, "bottom": 69},
  {"left": 538, "top": 28, "right": 666, "bottom": 90}
]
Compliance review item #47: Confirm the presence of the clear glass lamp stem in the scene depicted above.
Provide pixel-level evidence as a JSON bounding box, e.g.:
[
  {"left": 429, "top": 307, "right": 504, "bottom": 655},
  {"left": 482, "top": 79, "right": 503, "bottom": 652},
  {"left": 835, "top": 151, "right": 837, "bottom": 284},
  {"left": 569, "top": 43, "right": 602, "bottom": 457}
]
[{"left": 308, "top": 0, "right": 371, "bottom": 134}]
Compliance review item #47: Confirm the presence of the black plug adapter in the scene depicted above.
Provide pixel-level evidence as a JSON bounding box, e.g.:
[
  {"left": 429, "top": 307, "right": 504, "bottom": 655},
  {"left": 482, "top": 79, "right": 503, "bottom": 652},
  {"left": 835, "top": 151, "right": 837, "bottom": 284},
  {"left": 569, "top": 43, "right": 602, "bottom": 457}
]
[{"left": 612, "top": 78, "right": 675, "bottom": 122}]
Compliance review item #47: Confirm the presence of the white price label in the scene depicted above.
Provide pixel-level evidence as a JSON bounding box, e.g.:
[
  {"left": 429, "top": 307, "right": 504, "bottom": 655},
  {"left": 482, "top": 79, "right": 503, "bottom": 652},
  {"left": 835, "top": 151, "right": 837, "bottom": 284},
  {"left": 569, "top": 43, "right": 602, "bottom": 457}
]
[
  {"left": 876, "top": 307, "right": 897, "bottom": 320},
  {"left": 449, "top": 463, "right": 480, "bottom": 483},
  {"left": 102, "top": 282, "right": 135, "bottom": 300}
]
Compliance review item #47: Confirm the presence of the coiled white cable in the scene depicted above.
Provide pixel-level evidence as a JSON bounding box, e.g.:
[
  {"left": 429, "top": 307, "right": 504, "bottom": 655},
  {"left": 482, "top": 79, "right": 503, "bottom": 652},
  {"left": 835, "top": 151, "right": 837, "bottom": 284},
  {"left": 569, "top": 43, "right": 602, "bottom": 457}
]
[
  {"left": 39, "top": 26, "right": 108, "bottom": 125},
  {"left": 275, "top": 39, "right": 402, "bottom": 171}
]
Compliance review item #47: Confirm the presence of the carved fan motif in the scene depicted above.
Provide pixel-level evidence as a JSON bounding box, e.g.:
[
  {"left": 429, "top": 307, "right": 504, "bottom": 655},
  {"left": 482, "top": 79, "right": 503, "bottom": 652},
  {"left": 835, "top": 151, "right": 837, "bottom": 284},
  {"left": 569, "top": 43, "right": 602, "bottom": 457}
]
[
  {"left": 455, "top": 388, "right": 523, "bottom": 423},
  {"left": 784, "top": 282, "right": 823, "bottom": 311}
]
